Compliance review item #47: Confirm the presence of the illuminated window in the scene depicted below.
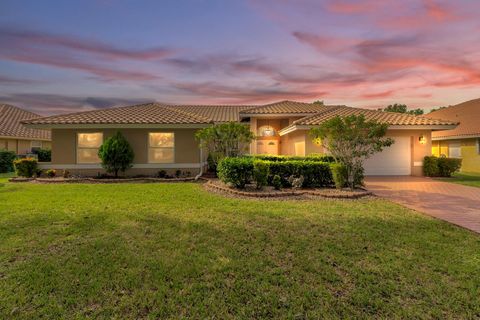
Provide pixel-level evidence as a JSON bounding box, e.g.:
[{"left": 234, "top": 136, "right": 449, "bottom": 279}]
[
  {"left": 77, "top": 133, "right": 103, "bottom": 163},
  {"left": 258, "top": 125, "right": 276, "bottom": 137},
  {"left": 148, "top": 133, "right": 174, "bottom": 163},
  {"left": 448, "top": 141, "right": 461, "bottom": 158}
]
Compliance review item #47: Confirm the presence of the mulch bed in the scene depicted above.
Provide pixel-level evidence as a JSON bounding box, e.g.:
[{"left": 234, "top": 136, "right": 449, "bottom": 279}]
[
  {"left": 204, "top": 179, "right": 372, "bottom": 199},
  {"left": 8, "top": 177, "right": 203, "bottom": 184}
]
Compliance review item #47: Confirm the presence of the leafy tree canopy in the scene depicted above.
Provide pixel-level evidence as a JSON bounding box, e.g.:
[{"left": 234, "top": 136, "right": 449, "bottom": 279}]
[
  {"left": 98, "top": 131, "right": 134, "bottom": 178},
  {"left": 196, "top": 122, "right": 255, "bottom": 169},
  {"left": 309, "top": 115, "right": 394, "bottom": 189},
  {"left": 381, "top": 103, "right": 424, "bottom": 115},
  {"left": 313, "top": 100, "right": 324, "bottom": 105}
]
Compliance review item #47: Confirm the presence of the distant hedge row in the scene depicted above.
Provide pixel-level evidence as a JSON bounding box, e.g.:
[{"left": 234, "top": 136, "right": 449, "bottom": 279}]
[
  {"left": 245, "top": 154, "right": 336, "bottom": 163},
  {"left": 217, "top": 156, "right": 350, "bottom": 189}
]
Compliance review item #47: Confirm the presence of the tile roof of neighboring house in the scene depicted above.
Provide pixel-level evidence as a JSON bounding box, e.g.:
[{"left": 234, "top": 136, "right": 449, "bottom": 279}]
[
  {"left": 292, "top": 105, "right": 458, "bottom": 126},
  {"left": 240, "top": 100, "right": 329, "bottom": 115},
  {"left": 170, "top": 105, "right": 253, "bottom": 122},
  {"left": 21, "top": 103, "right": 214, "bottom": 125},
  {"left": 0, "top": 104, "right": 51, "bottom": 140},
  {"left": 424, "top": 98, "right": 480, "bottom": 139}
]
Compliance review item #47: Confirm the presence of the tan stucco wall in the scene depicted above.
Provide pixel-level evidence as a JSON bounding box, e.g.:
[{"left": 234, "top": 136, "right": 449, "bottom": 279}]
[
  {"left": 51, "top": 128, "right": 201, "bottom": 165},
  {"left": 0, "top": 138, "right": 51, "bottom": 154}
]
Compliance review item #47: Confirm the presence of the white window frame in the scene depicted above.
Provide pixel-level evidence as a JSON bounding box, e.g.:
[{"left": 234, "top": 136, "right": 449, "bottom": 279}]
[
  {"left": 148, "top": 132, "right": 175, "bottom": 164},
  {"left": 76, "top": 132, "right": 103, "bottom": 164},
  {"left": 31, "top": 141, "right": 43, "bottom": 148}
]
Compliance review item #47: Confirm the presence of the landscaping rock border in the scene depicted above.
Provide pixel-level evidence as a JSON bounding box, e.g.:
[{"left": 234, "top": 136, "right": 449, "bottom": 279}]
[
  {"left": 204, "top": 179, "right": 372, "bottom": 199},
  {"left": 9, "top": 177, "right": 202, "bottom": 184}
]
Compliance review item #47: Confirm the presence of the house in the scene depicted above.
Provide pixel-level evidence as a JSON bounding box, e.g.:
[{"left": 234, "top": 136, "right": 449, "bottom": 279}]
[
  {"left": 425, "top": 98, "right": 480, "bottom": 173},
  {"left": 0, "top": 104, "right": 51, "bottom": 154},
  {"left": 21, "top": 101, "right": 456, "bottom": 176}
]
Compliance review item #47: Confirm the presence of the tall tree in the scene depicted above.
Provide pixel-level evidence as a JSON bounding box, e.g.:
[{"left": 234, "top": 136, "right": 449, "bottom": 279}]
[
  {"left": 196, "top": 122, "right": 255, "bottom": 169},
  {"left": 382, "top": 103, "right": 424, "bottom": 115},
  {"left": 310, "top": 115, "right": 394, "bottom": 189}
]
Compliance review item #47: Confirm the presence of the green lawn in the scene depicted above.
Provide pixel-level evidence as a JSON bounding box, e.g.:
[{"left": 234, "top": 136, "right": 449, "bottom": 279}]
[
  {"left": 0, "top": 181, "right": 479, "bottom": 319},
  {"left": 437, "top": 172, "right": 480, "bottom": 188}
]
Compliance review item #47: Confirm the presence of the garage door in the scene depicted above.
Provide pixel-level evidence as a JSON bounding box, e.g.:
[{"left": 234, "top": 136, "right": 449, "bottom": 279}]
[{"left": 363, "top": 136, "right": 411, "bottom": 175}]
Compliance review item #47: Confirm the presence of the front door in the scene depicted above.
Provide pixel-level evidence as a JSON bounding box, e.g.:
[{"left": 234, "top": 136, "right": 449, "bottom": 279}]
[{"left": 257, "top": 140, "right": 279, "bottom": 155}]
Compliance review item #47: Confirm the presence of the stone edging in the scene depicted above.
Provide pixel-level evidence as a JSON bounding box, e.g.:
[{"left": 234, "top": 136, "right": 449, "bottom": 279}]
[
  {"left": 9, "top": 177, "right": 200, "bottom": 184},
  {"left": 204, "top": 180, "right": 372, "bottom": 199}
]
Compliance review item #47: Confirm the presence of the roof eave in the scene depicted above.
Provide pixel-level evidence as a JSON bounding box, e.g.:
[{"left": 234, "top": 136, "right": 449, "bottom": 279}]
[
  {"left": 22, "top": 123, "right": 212, "bottom": 129},
  {"left": 0, "top": 135, "right": 51, "bottom": 141},
  {"left": 432, "top": 134, "right": 480, "bottom": 141},
  {"left": 239, "top": 113, "right": 318, "bottom": 118}
]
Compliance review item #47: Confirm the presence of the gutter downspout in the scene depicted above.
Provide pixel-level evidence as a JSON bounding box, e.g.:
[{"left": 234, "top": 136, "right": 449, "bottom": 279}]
[{"left": 195, "top": 146, "right": 204, "bottom": 180}]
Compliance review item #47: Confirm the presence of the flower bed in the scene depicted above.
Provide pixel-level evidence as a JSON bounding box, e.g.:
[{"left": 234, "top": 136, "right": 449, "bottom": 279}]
[{"left": 204, "top": 179, "right": 371, "bottom": 199}]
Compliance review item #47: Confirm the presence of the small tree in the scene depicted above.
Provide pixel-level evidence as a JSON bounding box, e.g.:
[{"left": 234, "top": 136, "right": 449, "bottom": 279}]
[
  {"left": 195, "top": 122, "right": 255, "bottom": 170},
  {"left": 98, "top": 131, "right": 134, "bottom": 178},
  {"left": 381, "top": 103, "right": 424, "bottom": 115},
  {"left": 309, "top": 115, "right": 394, "bottom": 189}
]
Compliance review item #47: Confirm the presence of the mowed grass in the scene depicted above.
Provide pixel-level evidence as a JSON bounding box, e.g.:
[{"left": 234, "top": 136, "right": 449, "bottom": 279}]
[
  {"left": 437, "top": 172, "right": 480, "bottom": 188},
  {"left": 0, "top": 181, "right": 479, "bottom": 319}
]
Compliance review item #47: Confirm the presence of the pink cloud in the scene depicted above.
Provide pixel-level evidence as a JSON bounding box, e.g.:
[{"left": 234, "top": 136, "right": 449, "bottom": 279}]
[{"left": 325, "top": 0, "right": 378, "bottom": 14}]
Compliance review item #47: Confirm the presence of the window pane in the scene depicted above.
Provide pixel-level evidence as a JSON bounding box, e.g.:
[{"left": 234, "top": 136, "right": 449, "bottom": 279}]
[
  {"left": 149, "top": 133, "right": 174, "bottom": 148},
  {"left": 448, "top": 142, "right": 461, "bottom": 158},
  {"left": 148, "top": 148, "right": 174, "bottom": 163},
  {"left": 78, "top": 133, "right": 103, "bottom": 148},
  {"left": 77, "top": 148, "right": 100, "bottom": 163}
]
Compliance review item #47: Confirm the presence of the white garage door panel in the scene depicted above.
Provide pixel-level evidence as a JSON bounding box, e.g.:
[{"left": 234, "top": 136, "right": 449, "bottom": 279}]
[{"left": 364, "top": 136, "right": 411, "bottom": 175}]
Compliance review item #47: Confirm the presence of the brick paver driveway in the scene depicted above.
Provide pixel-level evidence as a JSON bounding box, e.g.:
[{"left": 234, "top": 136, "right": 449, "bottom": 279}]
[{"left": 365, "top": 176, "right": 480, "bottom": 233}]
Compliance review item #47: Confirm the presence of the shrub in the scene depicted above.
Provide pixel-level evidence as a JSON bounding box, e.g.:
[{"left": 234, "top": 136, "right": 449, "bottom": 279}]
[
  {"left": 253, "top": 160, "right": 269, "bottom": 189},
  {"left": 98, "top": 131, "right": 134, "bottom": 178},
  {"left": 423, "top": 156, "right": 439, "bottom": 176},
  {"left": 272, "top": 175, "right": 282, "bottom": 190},
  {"left": 46, "top": 169, "right": 56, "bottom": 178},
  {"left": 33, "top": 148, "right": 51, "bottom": 162},
  {"left": 423, "top": 156, "right": 462, "bottom": 177},
  {"left": 175, "top": 170, "right": 181, "bottom": 178},
  {"left": 0, "top": 150, "right": 16, "bottom": 173},
  {"left": 217, "top": 157, "right": 254, "bottom": 188},
  {"left": 13, "top": 158, "right": 38, "bottom": 177},
  {"left": 250, "top": 155, "right": 335, "bottom": 163},
  {"left": 437, "top": 157, "right": 462, "bottom": 177},
  {"left": 330, "top": 163, "right": 347, "bottom": 189},
  {"left": 63, "top": 170, "right": 70, "bottom": 178},
  {"left": 158, "top": 170, "right": 167, "bottom": 178},
  {"left": 267, "top": 160, "right": 333, "bottom": 187}
]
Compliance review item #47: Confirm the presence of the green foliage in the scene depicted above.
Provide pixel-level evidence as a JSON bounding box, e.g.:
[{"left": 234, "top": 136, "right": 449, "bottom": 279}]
[
  {"left": 330, "top": 163, "right": 347, "bottom": 189},
  {"left": 272, "top": 174, "right": 282, "bottom": 190},
  {"left": 312, "top": 100, "right": 324, "bottom": 105},
  {"left": 429, "top": 106, "right": 447, "bottom": 113},
  {"left": 217, "top": 157, "right": 254, "bottom": 188},
  {"left": 310, "top": 115, "right": 393, "bottom": 189},
  {"left": 0, "top": 150, "right": 16, "bottom": 173},
  {"left": 13, "top": 158, "right": 38, "bottom": 177},
  {"left": 248, "top": 154, "right": 336, "bottom": 163},
  {"left": 382, "top": 103, "right": 424, "bottom": 115},
  {"left": 423, "top": 156, "right": 462, "bottom": 177},
  {"left": 98, "top": 131, "right": 135, "bottom": 178},
  {"left": 218, "top": 157, "right": 333, "bottom": 189},
  {"left": 196, "top": 122, "right": 255, "bottom": 169},
  {"left": 33, "top": 148, "right": 51, "bottom": 162},
  {"left": 46, "top": 169, "right": 56, "bottom": 178},
  {"left": 253, "top": 160, "right": 269, "bottom": 189}
]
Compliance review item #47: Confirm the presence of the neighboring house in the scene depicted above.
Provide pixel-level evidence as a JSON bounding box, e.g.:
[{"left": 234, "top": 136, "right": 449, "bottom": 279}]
[
  {"left": 0, "top": 104, "right": 51, "bottom": 154},
  {"left": 425, "top": 98, "right": 480, "bottom": 173},
  {"left": 21, "top": 101, "right": 456, "bottom": 176}
]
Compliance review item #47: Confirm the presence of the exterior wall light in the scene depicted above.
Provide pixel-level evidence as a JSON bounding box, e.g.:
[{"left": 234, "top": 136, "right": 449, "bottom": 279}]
[{"left": 418, "top": 135, "right": 427, "bottom": 144}]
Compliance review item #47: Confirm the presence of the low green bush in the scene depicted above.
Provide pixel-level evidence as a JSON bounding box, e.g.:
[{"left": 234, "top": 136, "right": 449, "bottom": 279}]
[
  {"left": 13, "top": 158, "right": 38, "bottom": 178},
  {"left": 249, "top": 154, "right": 336, "bottom": 163},
  {"left": 0, "top": 150, "right": 16, "bottom": 173},
  {"left": 33, "top": 148, "right": 51, "bottom": 162},
  {"left": 46, "top": 169, "right": 56, "bottom": 178},
  {"left": 272, "top": 175, "right": 282, "bottom": 190},
  {"left": 217, "top": 157, "right": 254, "bottom": 188},
  {"left": 423, "top": 156, "right": 462, "bottom": 177},
  {"left": 330, "top": 163, "right": 347, "bottom": 189},
  {"left": 253, "top": 160, "right": 269, "bottom": 189},
  {"left": 267, "top": 160, "right": 333, "bottom": 187}
]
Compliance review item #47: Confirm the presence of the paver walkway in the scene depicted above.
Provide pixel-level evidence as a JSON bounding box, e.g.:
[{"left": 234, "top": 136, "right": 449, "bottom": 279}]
[{"left": 365, "top": 176, "right": 480, "bottom": 233}]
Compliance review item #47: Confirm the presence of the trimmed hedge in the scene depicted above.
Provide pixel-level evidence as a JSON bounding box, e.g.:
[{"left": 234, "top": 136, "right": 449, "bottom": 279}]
[
  {"left": 247, "top": 154, "right": 336, "bottom": 163},
  {"left": 0, "top": 150, "right": 16, "bottom": 173},
  {"left": 14, "top": 158, "right": 38, "bottom": 178},
  {"left": 218, "top": 156, "right": 334, "bottom": 188},
  {"left": 33, "top": 148, "right": 51, "bottom": 162},
  {"left": 423, "top": 156, "right": 462, "bottom": 177}
]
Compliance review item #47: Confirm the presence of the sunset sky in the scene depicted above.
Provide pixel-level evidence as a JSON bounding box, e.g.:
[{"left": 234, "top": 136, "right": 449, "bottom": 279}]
[{"left": 1, "top": 0, "right": 479, "bottom": 115}]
